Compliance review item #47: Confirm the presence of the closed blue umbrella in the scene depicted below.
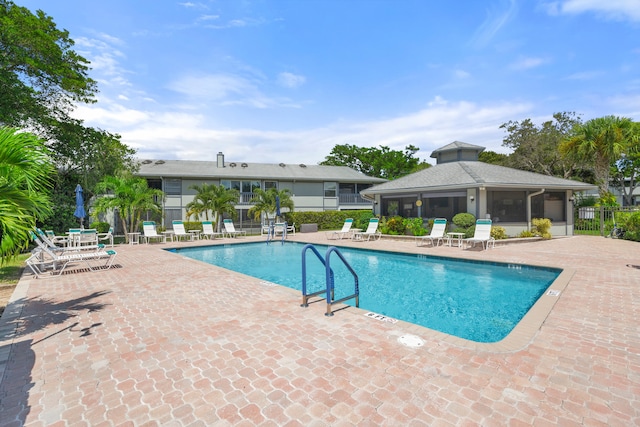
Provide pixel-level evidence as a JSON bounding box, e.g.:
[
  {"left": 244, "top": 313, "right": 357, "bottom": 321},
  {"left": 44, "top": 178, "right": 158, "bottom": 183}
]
[
  {"left": 275, "top": 195, "right": 281, "bottom": 219},
  {"left": 74, "top": 184, "right": 86, "bottom": 228}
]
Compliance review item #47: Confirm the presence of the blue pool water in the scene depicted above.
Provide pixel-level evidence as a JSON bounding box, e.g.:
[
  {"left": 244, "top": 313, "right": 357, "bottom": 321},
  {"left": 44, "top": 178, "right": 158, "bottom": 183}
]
[{"left": 172, "top": 242, "right": 561, "bottom": 343}]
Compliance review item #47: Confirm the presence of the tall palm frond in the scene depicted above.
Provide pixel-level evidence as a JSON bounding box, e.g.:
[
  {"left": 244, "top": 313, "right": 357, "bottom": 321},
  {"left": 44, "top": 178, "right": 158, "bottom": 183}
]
[{"left": 0, "top": 128, "right": 54, "bottom": 261}]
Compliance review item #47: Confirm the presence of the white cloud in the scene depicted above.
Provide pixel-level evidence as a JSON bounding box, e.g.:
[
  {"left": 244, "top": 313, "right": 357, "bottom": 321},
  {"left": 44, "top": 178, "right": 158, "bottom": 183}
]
[
  {"left": 277, "top": 72, "right": 306, "bottom": 88},
  {"left": 73, "top": 100, "right": 150, "bottom": 126},
  {"left": 565, "top": 70, "right": 603, "bottom": 80},
  {"left": 168, "top": 74, "right": 255, "bottom": 100},
  {"left": 202, "top": 17, "right": 266, "bottom": 30},
  {"left": 197, "top": 14, "right": 220, "bottom": 22},
  {"left": 453, "top": 69, "right": 471, "bottom": 79},
  {"left": 509, "top": 56, "right": 549, "bottom": 70},
  {"left": 75, "top": 36, "right": 130, "bottom": 88},
  {"left": 73, "top": 93, "right": 534, "bottom": 165},
  {"left": 470, "top": 0, "right": 519, "bottom": 47},
  {"left": 544, "top": 0, "right": 640, "bottom": 21},
  {"left": 167, "top": 73, "right": 301, "bottom": 109}
]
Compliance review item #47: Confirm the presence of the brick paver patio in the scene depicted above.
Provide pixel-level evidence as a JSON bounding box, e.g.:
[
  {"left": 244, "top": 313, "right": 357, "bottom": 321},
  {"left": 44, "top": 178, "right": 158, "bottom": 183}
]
[{"left": 0, "top": 234, "right": 638, "bottom": 426}]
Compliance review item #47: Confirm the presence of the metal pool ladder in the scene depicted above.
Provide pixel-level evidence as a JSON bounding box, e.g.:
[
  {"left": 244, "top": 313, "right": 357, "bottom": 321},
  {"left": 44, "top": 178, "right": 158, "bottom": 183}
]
[
  {"left": 301, "top": 244, "right": 359, "bottom": 316},
  {"left": 265, "top": 221, "right": 286, "bottom": 245}
]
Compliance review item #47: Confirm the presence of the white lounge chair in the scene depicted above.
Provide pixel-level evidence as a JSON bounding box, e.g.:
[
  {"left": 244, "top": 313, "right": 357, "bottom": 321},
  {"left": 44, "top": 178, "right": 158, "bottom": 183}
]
[
  {"left": 464, "top": 219, "right": 495, "bottom": 250},
  {"left": 352, "top": 218, "right": 382, "bottom": 241},
  {"left": 36, "top": 228, "right": 104, "bottom": 252},
  {"left": 75, "top": 229, "right": 99, "bottom": 248},
  {"left": 142, "top": 221, "right": 166, "bottom": 244},
  {"left": 222, "top": 219, "right": 246, "bottom": 238},
  {"left": 416, "top": 218, "right": 447, "bottom": 247},
  {"left": 44, "top": 229, "right": 68, "bottom": 247},
  {"left": 172, "top": 220, "right": 193, "bottom": 241},
  {"left": 27, "top": 231, "right": 117, "bottom": 278},
  {"left": 97, "top": 226, "right": 114, "bottom": 247},
  {"left": 273, "top": 222, "right": 287, "bottom": 238},
  {"left": 327, "top": 218, "right": 354, "bottom": 240},
  {"left": 261, "top": 222, "right": 272, "bottom": 236},
  {"left": 201, "top": 221, "right": 223, "bottom": 239},
  {"left": 286, "top": 222, "right": 296, "bottom": 235}
]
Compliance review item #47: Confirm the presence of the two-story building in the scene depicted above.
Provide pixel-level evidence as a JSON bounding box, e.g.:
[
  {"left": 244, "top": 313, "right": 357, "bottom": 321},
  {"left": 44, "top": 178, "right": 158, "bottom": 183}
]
[{"left": 136, "top": 152, "right": 385, "bottom": 230}]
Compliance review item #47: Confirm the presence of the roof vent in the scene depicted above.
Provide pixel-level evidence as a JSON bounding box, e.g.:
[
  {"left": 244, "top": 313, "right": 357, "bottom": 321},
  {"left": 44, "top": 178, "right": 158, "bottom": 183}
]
[
  {"left": 155, "top": 160, "right": 165, "bottom": 165},
  {"left": 229, "top": 162, "right": 237, "bottom": 167},
  {"left": 279, "top": 163, "right": 286, "bottom": 167},
  {"left": 299, "top": 163, "right": 306, "bottom": 168},
  {"left": 241, "top": 163, "right": 248, "bottom": 168},
  {"left": 141, "top": 160, "right": 152, "bottom": 164}
]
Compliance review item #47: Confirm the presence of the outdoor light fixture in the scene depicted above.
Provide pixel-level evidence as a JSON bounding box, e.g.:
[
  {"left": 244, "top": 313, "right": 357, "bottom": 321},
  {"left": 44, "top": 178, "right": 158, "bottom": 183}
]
[{"left": 470, "top": 195, "right": 475, "bottom": 202}]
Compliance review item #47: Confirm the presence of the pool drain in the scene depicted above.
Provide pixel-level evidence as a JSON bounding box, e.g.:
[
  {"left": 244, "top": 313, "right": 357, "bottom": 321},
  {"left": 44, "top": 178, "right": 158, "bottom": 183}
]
[{"left": 398, "top": 334, "right": 424, "bottom": 348}]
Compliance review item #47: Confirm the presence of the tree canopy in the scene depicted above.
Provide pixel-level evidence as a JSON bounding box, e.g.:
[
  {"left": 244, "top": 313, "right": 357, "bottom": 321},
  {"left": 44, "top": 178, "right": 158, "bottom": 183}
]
[
  {"left": 560, "top": 115, "right": 636, "bottom": 196},
  {"left": 0, "top": 0, "right": 97, "bottom": 132},
  {"left": 1, "top": 1, "right": 137, "bottom": 231},
  {"left": 319, "top": 144, "right": 430, "bottom": 179},
  {"left": 499, "top": 112, "right": 584, "bottom": 179}
]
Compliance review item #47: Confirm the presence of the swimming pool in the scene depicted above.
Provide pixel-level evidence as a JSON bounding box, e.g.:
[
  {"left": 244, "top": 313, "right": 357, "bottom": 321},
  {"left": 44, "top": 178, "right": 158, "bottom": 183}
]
[{"left": 172, "top": 242, "right": 561, "bottom": 343}]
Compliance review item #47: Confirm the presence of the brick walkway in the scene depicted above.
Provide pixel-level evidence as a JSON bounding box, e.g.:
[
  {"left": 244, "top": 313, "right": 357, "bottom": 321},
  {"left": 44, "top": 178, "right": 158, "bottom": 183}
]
[{"left": 0, "top": 234, "right": 638, "bottom": 426}]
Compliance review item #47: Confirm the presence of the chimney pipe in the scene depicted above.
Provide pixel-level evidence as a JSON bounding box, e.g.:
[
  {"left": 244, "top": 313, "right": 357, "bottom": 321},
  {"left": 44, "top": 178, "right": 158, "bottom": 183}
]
[{"left": 217, "top": 152, "right": 224, "bottom": 168}]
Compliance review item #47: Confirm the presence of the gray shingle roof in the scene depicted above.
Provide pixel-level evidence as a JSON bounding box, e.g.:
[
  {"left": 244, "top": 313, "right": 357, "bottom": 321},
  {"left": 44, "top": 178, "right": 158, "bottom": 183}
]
[
  {"left": 430, "top": 141, "right": 485, "bottom": 158},
  {"left": 361, "top": 161, "right": 597, "bottom": 195},
  {"left": 136, "top": 159, "right": 386, "bottom": 183}
]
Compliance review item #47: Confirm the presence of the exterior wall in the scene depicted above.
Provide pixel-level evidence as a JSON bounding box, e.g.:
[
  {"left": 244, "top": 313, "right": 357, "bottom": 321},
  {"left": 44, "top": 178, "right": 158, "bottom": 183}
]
[
  {"left": 165, "top": 196, "right": 182, "bottom": 208},
  {"left": 292, "top": 196, "right": 325, "bottom": 211},
  {"left": 150, "top": 176, "right": 374, "bottom": 226},
  {"left": 467, "top": 188, "right": 477, "bottom": 217},
  {"left": 367, "top": 188, "right": 576, "bottom": 236},
  {"left": 489, "top": 223, "right": 572, "bottom": 237}
]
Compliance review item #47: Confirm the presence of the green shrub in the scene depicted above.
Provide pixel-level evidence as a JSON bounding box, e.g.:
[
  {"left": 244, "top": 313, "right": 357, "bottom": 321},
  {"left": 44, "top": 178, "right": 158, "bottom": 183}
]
[
  {"left": 184, "top": 221, "right": 202, "bottom": 231},
  {"left": 286, "top": 210, "right": 374, "bottom": 231},
  {"left": 383, "top": 216, "right": 406, "bottom": 235},
  {"left": 574, "top": 194, "right": 597, "bottom": 207},
  {"left": 518, "top": 230, "right": 535, "bottom": 238},
  {"left": 596, "top": 192, "right": 619, "bottom": 207},
  {"left": 532, "top": 218, "right": 552, "bottom": 239},
  {"left": 622, "top": 211, "right": 640, "bottom": 242},
  {"left": 89, "top": 221, "right": 111, "bottom": 233},
  {"left": 491, "top": 226, "right": 508, "bottom": 240},
  {"left": 452, "top": 213, "right": 476, "bottom": 229},
  {"left": 405, "top": 218, "right": 427, "bottom": 236}
]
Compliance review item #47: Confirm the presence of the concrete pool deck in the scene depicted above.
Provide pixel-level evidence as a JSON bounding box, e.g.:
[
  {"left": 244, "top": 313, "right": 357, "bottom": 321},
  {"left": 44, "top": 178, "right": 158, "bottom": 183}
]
[{"left": 0, "top": 234, "right": 638, "bottom": 425}]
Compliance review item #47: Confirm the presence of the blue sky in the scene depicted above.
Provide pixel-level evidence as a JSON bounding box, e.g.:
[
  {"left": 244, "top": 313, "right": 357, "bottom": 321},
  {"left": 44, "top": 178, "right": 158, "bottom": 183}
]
[{"left": 17, "top": 0, "right": 640, "bottom": 165}]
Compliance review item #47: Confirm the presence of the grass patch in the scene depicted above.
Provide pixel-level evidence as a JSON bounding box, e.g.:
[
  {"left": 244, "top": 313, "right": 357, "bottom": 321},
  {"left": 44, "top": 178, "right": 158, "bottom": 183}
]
[{"left": 0, "top": 253, "right": 29, "bottom": 285}]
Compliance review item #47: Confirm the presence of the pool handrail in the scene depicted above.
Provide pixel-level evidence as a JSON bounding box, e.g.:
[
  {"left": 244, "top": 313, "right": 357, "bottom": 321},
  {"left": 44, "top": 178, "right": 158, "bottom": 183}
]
[
  {"left": 324, "top": 246, "right": 359, "bottom": 316},
  {"left": 266, "top": 221, "right": 287, "bottom": 245},
  {"left": 301, "top": 244, "right": 334, "bottom": 307}
]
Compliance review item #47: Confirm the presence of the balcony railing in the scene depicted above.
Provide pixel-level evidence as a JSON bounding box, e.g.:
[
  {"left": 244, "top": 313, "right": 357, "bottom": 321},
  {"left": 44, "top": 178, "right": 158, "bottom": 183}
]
[
  {"left": 338, "top": 193, "right": 371, "bottom": 204},
  {"left": 239, "top": 192, "right": 257, "bottom": 205},
  {"left": 237, "top": 192, "right": 372, "bottom": 205}
]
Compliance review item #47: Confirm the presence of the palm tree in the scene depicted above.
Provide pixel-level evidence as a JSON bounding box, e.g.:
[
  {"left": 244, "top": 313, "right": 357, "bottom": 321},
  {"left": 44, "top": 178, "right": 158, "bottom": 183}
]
[
  {"left": 560, "top": 115, "right": 634, "bottom": 196},
  {"left": 248, "top": 188, "right": 294, "bottom": 223},
  {"left": 206, "top": 185, "right": 240, "bottom": 232},
  {"left": 92, "top": 173, "right": 165, "bottom": 242},
  {"left": 0, "top": 127, "right": 54, "bottom": 260},
  {"left": 185, "top": 183, "right": 217, "bottom": 221}
]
